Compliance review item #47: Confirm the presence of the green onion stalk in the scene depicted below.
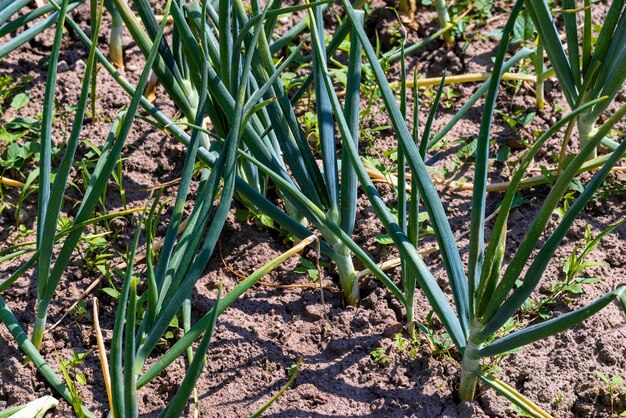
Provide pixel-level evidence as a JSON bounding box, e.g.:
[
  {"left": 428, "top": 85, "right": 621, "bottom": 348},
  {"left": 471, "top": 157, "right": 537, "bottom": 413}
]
[
  {"left": 396, "top": 41, "right": 447, "bottom": 334},
  {"left": 577, "top": 117, "right": 597, "bottom": 159},
  {"left": 398, "top": 43, "right": 411, "bottom": 331},
  {"left": 105, "top": 0, "right": 124, "bottom": 69},
  {"left": 434, "top": 0, "right": 454, "bottom": 48},
  {"left": 31, "top": 0, "right": 73, "bottom": 350},
  {"left": 329, "top": 237, "right": 360, "bottom": 305},
  {"left": 458, "top": 321, "right": 483, "bottom": 400}
]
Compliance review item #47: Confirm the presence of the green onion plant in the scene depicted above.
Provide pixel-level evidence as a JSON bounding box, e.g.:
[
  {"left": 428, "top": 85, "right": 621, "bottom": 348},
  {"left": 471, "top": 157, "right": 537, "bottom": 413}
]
[
  {"left": 32, "top": 0, "right": 100, "bottom": 350},
  {"left": 100, "top": 0, "right": 513, "bottom": 316},
  {"left": 526, "top": 0, "right": 626, "bottom": 159},
  {"left": 1, "top": 0, "right": 320, "bottom": 414},
  {"left": 61, "top": 13, "right": 626, "bottom": 403},
  {"left": 0, "top": 0, "right": 107, "bottom": 386},
  {"left": 104, "top": 0, "right": 410, "bottom": 308},
  {"left": 310, "top": 0, "right": 626, "bottom": 412}
]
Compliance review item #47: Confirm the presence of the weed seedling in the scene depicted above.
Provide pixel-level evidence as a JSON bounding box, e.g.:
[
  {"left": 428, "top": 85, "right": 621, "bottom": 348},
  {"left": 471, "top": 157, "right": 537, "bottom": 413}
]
[
  {"left": 527, "top": 222, "right": 621, "bottom": 319},
  {"left": 596, "top": 370, "right": 626, "bottom": 416},
  {"left": 416, "top": 312, "right": 454, "bottom": 360},
  {"left": 370, "top": 347, "right": 390, "bottom": 365},
  {"left": 554, "top": 392, "right": 564, "bottom": 408},
  {"left": 58, "top": 351, "right": 90, "bottom": 418},
  {"left": 78, "top": 232, "right": 114, "bottom": 274},
  {"left": 294, "top": 257, "right": 329, "bottom": 282},
  {"left": 72, "top": 300, "right": 90, "bottom": 322},
  {"left": 393, "top": 332, "right": 420, "bottom": 360}
]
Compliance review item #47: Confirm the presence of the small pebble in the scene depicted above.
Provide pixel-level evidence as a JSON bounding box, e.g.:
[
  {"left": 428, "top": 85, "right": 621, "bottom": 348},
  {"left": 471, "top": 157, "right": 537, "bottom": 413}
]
[
  {"left": 370, "top": 398, "right": 385, "bottom": 411},
  {"left": 350, "top": 315, "right": 368, "bottom": 329},
  {"left": 383, "top": 322, "right": 403, "bottom": 337},
  {"left": 74, "top": 59, "right": 86, "bottom": 72},
  {"left": 57, "top": 60, "right": 70, "bottom": 72},
  {"left": 304, "top": 303, "right": 325, "bottom": 320}
]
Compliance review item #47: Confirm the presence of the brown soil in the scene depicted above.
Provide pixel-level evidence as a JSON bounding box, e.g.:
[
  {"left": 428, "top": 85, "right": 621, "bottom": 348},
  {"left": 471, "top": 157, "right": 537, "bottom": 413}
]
[{"left": 1, "top": 1, "right": 626, "bottom": 417}]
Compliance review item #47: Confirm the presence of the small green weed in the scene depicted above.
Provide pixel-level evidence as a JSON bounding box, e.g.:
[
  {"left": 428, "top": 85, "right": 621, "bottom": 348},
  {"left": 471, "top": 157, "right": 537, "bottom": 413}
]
[
  {"left": 234, "top": 207, "right": 276, "bottom": 230},
  {"left": 369, "top": 347, "right": 390, "bottom": 365},
  {"left": 421, "top": 86, "right": 460, "bottom": 109},
  {"left": 416, "top": 312, "right": 454, "bottom": 360},
  {"left": 0, "top": 74, "right": 33, "bottom": 114},
  {"left": 554, "top": 392, "right": 565, "bottom": 407},
  {"left": 58, "top": 350, "right": 89, "bottom": 418},
  {"left": 393, "top": 332, "right": 420, "bottom": 360},
  {"left": 495, "top": 109, "right": 536, "bottom": 131},
  {"left": 294, "top": 257, "right": 328, "bottom": 282},
  {"left": 596, "top": 370, "right": 626, "bottom": 416},
  {"left": 72, "top": 300, "right": 90, "bottom": 321},
  {"left": 523, "top": 222, "right": 621, "bottom": 319},
  {"left": 594, "top": 175, "right": 626, "bottom": 202}
]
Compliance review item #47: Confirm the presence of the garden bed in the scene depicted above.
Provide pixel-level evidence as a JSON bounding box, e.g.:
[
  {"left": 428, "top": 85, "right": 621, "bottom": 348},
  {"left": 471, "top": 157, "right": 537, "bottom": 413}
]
[{"left": 1, "top": 0, "right": 626, "bottom": 416}]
